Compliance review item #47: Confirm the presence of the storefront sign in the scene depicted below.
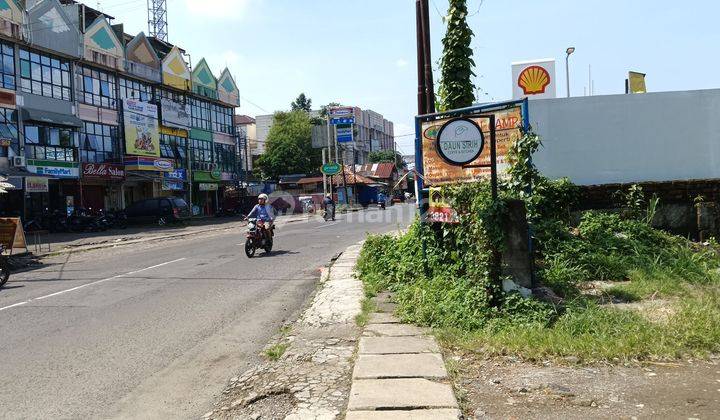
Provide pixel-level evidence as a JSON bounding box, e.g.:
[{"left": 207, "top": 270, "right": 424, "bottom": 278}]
[
  {"left": 159, "top": 126, "right": 188, "bottom": 137},
  {"left": 164, "top": 168, "right": 187, "bottom": 180},
  {"left": 0, "top": 217, "right": 27, "bottom": 250},
  {"left": 221, "top": 172, "right": 234, "bottom": 181},
  {"left": 421, "top": 106, "right": 522, "bottom": 185},
  {"left": 162, "top": 179, "right": 185, "bottom": 191},
  {"left": 321, "top": 163, "right": 342, "bottom": 176},
  {"left": 82, "top": 163, "right": 126, "bottom": 180},
  {"left": 123, "top": 99, "right": 160, "bottom": 157},
  {"left": 25, "top": 176, "right": 49, "bottom": 193},
  {"left": 27, "top": 160, "right": 79, "bottom": 178},
  {"left": 193, "top": 170, "right": 221, "bottom": 182},
  {"left": 123, "top": 156, "right": 174, "bottom": 172},
  {"left": 436, "top": 118, "right": 485, "bottom": 166},
  {"left": 512, "top": 59, "right": 556, "bottom": 100},
  {"left": 198, "top": 183, "right": 218, "bottom": 191},
  {"left": 426, "top": 187, "right": 459, "bottom": 224},
  {"left": 160, "top": 99, "right": 191, "bottom": 129}
]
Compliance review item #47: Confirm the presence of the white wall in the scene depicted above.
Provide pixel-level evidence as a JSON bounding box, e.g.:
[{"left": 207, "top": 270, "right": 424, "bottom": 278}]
[{"left": 530, "top": 89, "right": 720, "bottom": 185}]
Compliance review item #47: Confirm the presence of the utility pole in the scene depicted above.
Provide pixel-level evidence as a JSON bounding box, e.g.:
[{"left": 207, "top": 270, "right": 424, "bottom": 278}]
[
  {"left": 420, "top": 0, "right": 435, "bottom": 114},
  {"left": 416, "top": 0, "right": 427, "bottom": 116},
  {"left": 147, "top": 0, "right": 168, "bottom": 41}
]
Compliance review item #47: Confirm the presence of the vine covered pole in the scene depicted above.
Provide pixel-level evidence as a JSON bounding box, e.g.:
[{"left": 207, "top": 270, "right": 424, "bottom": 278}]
[{"left": 416, "top": 0, "right": 427, "bottom": 116}]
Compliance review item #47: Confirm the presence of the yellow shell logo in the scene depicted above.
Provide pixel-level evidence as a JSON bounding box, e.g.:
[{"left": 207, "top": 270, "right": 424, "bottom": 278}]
[{"left": 518, "top": 65, "right": 551, "bottom": 95}]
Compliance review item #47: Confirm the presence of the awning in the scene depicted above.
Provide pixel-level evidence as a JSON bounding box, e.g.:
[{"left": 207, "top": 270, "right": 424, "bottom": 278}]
[
  {"left": 0, "top": 166, "right": 54, "bottom": 178},
  {"left": 21, "top": 108, "right": 83, "bottom": 128}
]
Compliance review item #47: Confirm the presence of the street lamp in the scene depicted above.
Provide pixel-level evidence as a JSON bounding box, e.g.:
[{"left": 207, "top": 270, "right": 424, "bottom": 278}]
[{"left": 565, "top": 47, "right": 575, "bottom": 98}]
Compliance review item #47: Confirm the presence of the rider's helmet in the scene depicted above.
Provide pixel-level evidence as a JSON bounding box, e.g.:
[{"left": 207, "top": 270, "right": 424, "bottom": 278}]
[{"left": 258, "top": 193, "right": 268, "bottom": 202}]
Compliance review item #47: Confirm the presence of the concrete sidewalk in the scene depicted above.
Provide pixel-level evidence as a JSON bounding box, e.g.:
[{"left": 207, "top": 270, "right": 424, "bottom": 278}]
[
  {"left": 29, "top": 213, "right": 313, "bottom": 257},
  {"left": 346, "top": 293, "right": 461, "bottom": 419}
]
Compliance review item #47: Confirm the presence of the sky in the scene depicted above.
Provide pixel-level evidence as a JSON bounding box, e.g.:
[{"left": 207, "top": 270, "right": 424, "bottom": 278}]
[{"left": 97, "top": 0, "right": 720, "bottom": 154}]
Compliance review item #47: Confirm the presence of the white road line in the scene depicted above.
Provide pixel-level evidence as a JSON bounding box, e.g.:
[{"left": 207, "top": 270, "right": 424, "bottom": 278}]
[
  {"left": 316, "top": 222, "right": 340, "bottom": 229},
  {"left": 0, "top": 258, "right": 186, "bottom": 309},
  {"left": 0, "top": 301, "right": 28, "bottom": 311}
]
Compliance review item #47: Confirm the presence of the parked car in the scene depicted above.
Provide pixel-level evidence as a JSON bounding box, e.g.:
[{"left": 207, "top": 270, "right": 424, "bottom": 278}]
[{"left": 124, "top": 198, "right": 191, "bottom": 226}]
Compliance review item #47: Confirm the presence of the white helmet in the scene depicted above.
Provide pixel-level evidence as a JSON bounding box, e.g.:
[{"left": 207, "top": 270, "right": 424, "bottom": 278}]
[{"left": 258, "top": 193, "right": 269, "bottom": 200}]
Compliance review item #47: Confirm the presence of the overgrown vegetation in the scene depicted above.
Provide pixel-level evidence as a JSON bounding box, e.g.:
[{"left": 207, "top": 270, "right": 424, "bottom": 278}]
[
  {"left": 357, "top": 128, "right": 720, "bottom": 361},
  {"left": 264, "top": 342, "right": 289, "bottom": 361}
]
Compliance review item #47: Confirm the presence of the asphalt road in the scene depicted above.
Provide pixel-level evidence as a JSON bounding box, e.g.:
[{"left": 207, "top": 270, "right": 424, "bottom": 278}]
[{"left": 0, "top": 204, "right": 415, "bottom": 419}]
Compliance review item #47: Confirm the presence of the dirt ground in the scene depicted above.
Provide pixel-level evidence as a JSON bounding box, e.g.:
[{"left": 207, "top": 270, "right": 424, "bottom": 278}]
[{"left": 447, "top": 353, "right": 720, "bottom": 419}]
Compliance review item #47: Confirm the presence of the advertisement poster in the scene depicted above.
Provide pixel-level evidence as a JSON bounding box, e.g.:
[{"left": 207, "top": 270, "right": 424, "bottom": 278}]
[
  {"left": 160, "top": 99, "right": 191, "bottom": 129},
  {"left": 25, "top": 177, "right": 49, "bottom": 193},
  {"left": 421, "top": 106, "right": 523, "bottom": 186},
  {"left": 124, "top": 99, "right": 160, "bottom": 157}
]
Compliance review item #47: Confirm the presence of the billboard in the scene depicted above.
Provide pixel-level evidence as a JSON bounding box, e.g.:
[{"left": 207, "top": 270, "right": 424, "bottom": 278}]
[
  {"left": 421, "top": 106, "right": 523, "bottom": 186},
  {"left": 123, "top": 99, "right": 160, "bottom": 157},
  {"left": 512, "top": 59, "right": 556, "bottom": 100}
]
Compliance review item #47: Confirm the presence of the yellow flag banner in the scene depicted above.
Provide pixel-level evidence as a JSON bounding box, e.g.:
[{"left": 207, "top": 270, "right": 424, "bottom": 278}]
[{"left": 629, "top": 71, "right": 647, "bottom": 94}]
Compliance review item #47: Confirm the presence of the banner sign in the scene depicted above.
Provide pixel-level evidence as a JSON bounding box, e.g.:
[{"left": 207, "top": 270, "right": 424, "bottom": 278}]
[
  {"left": 82, "top": 163, "right": 125, "bottom": 180},
  {"left": 123, "top": 156, "right": 174, "bottom": 172},
  {"left": 330, "top": 117, "right": 354, "bottom": 125},
  {"left": 162, "top": 179, "right": 185, "bottom": 191},
  {"left": 0, "top": 217, "right": 27, "bottom": 251},
  {"left": 421, "top": 106, "right": 522, "bottom": 186},
  {"left": 160, "top": 99, "right": 191, "bottom": 129},
  {"left": 511, "top": 59, "right": 556, "bottom": 100},
  {"left": 124, "top": 99, "right": 160, "bottom": 157},
  {"left": 164, "top": 168, "right": 187, "bottom": 180},
  {"left": 25, "top": 176, "right": 49, "bottom": 193},
  {"left": 198, "top": 183, "right": 218, "bottom": 191},
  {"left": 28, "top": 161, "right": 79, "bottom": 178},
  {"left": 329, "top": 107, "right": 354, "bottom": 117},
  {"left": 426, "top": 187, "right": 459, "bottom": 224}
]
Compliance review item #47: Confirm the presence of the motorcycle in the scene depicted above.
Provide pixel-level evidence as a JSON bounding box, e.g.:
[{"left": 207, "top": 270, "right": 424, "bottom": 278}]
[
  {"left": 0, "top": 244, "right": 10, "bottom": 289},
  {"left": 67, "top": 207, "right": 104, "bottom": 233},
  {"left": 378, "top": 200, "right": 386, "bottom": 210},
  {"left": 244, "top": 218, "right": 274, "bottom": 258}
]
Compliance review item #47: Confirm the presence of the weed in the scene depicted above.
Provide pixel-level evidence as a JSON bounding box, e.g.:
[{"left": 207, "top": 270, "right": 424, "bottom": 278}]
[
  {"left": 355, "top": 297, "right": 376, "bottom": 327},
  {"left": 264, "top": 343, "right": 289, "bottom": 361}
]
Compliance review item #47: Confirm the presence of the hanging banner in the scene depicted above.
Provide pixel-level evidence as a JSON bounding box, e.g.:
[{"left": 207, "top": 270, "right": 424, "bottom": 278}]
[
  {"left": 160, "top": 99, "right": 191, "bottom": 129},
  {"left": 421, "top": 106, "right": 522, "bottom": 186},
  {"left": 123, "top": 99, "right": 160, "bottom": 157}
]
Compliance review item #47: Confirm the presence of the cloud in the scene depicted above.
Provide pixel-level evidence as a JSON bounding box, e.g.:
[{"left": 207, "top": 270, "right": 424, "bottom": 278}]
[
  {"left": 396, "top": 59, "right": 409, "bottom": 68},
  {"left": 185, "top": 0, "right": 255, "bottom": 20}
]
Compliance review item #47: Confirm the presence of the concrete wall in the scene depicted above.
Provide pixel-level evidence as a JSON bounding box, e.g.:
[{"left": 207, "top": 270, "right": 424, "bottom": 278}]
[{"left": 529, "top": 89, "right": 720, "bottom": 185}]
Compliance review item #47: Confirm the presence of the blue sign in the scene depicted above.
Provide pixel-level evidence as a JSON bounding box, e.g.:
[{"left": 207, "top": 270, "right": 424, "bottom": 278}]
[
  {"left": 330, "top": 117, "right": 355, "bottom": 125},
  {"left": 337, "top": 126, "right": 353, "bottom": 143},
  {"left": 164, "top": 168, "right": 187, "bottom": 180}
]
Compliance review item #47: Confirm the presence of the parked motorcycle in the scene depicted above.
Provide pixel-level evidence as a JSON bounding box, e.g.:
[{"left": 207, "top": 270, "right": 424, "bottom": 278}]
[
  {"left": 244, "top": 218, "right": 274, "bottom": 257},
  {"left": 105, "top": 210, "right": 128, "bottom": 229},
  {"left": 67, "top": 207, "right": 104, "bottom": 233},
  {"left": 378, "top": 201, "right": 386, "bottom": 210},
  {"left": 0, "top": 244, "right": 10, "bottom": 289}
]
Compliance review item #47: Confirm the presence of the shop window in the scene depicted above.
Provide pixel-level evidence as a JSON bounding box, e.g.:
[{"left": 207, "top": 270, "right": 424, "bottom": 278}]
[
  {"left": 120, "top": 77, "right": 154, "bottom": 103},
  {"left": 0, "top": 108, "right": 17, "bottom": 158},
  {"left": 19, "top": 49, "right": 72, "bottom": 101},
  {"left": 24, "top": 124, "right": 78, "bottom": 162},
  {"left": 0, "top": 42, "right": 14, "bottom": 90},
  {"left": 212, "top": 104, "right": 234, "bottom": 134},
  {"left": 80, "top": 122, "right": 119, "bottom": 163},
  {"left": 77, "top": 65, "right": 117, "bottom": 109},
  {"left": 190, "top": 97, "right": 212, "bottom": 131}
]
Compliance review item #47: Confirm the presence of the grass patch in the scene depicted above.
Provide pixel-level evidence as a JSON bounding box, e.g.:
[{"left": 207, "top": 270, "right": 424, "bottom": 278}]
[
  {"left": 264, "top": 342, "right": 289, "bottom": 361},
  {"left": 355, "top": 297, "right": 376, "bottom": 327}
]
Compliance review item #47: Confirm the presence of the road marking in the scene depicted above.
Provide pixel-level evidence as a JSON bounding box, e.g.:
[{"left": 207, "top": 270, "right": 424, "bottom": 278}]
[
  {"left": 316, "top": 222, "right": 340, "bottom": 229},
  {"left": 1, "top": 258, "right": 186, "bottom": 309},
  {"left": 0, "top": 301, "right": 28, "bottom": 311}
]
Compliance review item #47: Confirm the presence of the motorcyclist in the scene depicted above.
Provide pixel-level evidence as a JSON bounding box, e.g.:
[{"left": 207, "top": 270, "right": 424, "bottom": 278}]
[
  {"left": 377, "top": 191, "right": 387, "bottom": 209},
  {"left": 323, "top": 194, "right": 335, "bottom": 221},
  {"left": 247, "top": 193, "right": 275, "bottom": 241}
]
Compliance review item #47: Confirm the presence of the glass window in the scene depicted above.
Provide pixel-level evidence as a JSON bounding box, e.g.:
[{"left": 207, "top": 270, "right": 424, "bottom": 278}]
[
  {"left": 214, "top": 143, "right": 236, "bottom": 173},
  {"left": 24, "top": 124, "right": 78, "bottom": 162},
  {"left": 158, "top": 88, "right": 185, "bottom": 104},
  {"left": 211, "top": 104, "right": 234, "bottom": 134},
  {"left": 190, "top": 98, "right": 212, "bottom": 131},
  {"left": 0, "top": 42, "right": 14, "bottom": 90},
  {"left": 190, "top": 138, "right": 213, "bottom": 170},
  {"left": 79, "top": 122, "right": 119, "bottom": 163},
  {"left": 0, "top": 108, "right": 18, "bottom": 157},
  {"left": 119, "top": 78, "right": 154, "bottom": 102},
  {"left": 19, "top": 48, "right": 71, "bottom": 100},
  {"left": 76, "top": 65, "right": 116, "bottom": 109},
  {"left": 160, "top": 133, "right": 189, "bottom": 164}
]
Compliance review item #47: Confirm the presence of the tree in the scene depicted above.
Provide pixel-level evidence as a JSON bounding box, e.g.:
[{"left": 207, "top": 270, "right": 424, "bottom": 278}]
[
  {"left": 369, "top": 150, "right": 406, "bottom": 168},
  {"left": 319, "top": 102, "right": 342, "bottom": 118},
  {"left": 290, "top": 93, "right": 312, "bottom": 112},
  {"left": 438, "top": 0, "right": 476, "bottom": 111},
  {"left": 256, "top": 110, "right": 322, "bottom": 180}
]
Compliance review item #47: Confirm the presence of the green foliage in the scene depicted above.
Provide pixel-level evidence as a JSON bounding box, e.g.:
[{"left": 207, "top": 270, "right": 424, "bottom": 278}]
[
  {"left": 256, "top": 110, "right": 322, "bottom": 180},
  {"left": 319, "top": 102, "right": 342, "bottom": 119},
  {"left": 264, "top": 342, "right": 289, "bottom": 361},
  {"left": 368, "top": 150, "right": 405, "bottom": 168},
  {"left": 438, "top": 0, "right": 476, "bottom": 111},
  {"left": 290, "top": 93, "right": 312, "bottom": 112}
]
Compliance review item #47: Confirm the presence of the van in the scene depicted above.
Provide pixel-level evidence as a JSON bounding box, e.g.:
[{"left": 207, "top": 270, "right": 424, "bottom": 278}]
[{"left": 124, "top": 198, "right": 191, "bottom": 226}]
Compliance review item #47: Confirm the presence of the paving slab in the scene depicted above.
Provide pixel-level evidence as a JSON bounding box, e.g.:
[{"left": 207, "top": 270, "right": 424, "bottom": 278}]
[
  {"left": 353, "top": 353, "right": 447, "bottom": 379},
  {"left": 367, "top": 313, "right": 400, "bottom": 324},
  {"left": 347, "top": 378, "right": 458, "bottom": 411},
  {"left": 375, "top": 302, "right": 397, "bottom": 313},
  {"left": 359, "top": 336, "right": 440, "bottom": 355},
  {"left": 363, "top": 323, "right": 428, "bottom": 337},
  {"left": 374, "top": 292, "right": 395, "bottom": 303},
  {"left": 345, "top": 409, "right": 462, "bottom": 420}
]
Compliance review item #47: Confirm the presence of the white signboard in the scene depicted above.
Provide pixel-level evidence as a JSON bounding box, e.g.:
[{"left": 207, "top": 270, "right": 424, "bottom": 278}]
[
  {"left": 161, "top": 99, "right": 191, "bottom": 129},
  {"left": 512, "top": 59, "right": 556, "bottom": 100},
  {"left": 437, "top": 119, "right": 485, "bottom": 165},
  {"left": 26, "top": 176, "right": 49, "bottom": 193}
]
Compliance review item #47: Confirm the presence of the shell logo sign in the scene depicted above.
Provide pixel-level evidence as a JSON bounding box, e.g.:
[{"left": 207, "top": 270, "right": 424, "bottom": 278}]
[
  {"left": 518, "top": 65, "right": 551, "bottom": 95},
  {"left": 512, "top": 59, "right": 556, "bottom": 100}
]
